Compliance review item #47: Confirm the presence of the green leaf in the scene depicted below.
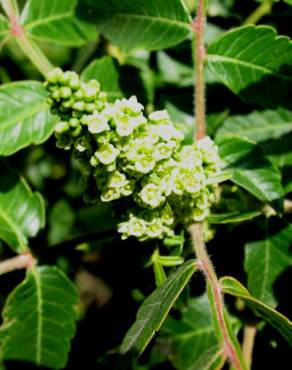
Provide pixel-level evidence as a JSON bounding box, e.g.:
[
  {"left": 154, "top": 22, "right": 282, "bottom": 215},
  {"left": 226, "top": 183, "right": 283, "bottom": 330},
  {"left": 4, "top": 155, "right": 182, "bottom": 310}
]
[
  {"left": 0, "top": 266, "right": 78, "bottom": 369},
  {"left": 157, "top": 51, "right": 193, "bottom": 87},
  {"left": 0, "top": 15, "right": 9, "bottom": 43},
  {"left": 217, "top": 136, "right": 284, "bottom": 203},
  {"left": 160, "top": 294, "right": 230, "bottom": 370},
  {"left": 284, "top": 0, "right": 292, "bottom": 5},
  {"left": 208, "top": 210, "right": 261, "bottom": 224},
  {"left": 0, "top": 161, "right": 45, "bottom": 253},
  {"left": 221, "top": 277, "right": 292, "bottom": 346},
  {"left": 207, "top": 25, "right": 292, "bottom": 107},
  {"left": 21, "top": 0, "right": 97, "bottom": 47},
  {"left": 120, "top": 259, "right": 196, "bottom": 355},
  {"left": 206, "top": 284, "right": 247, "bottom": 370},
  {"left": 216, "top": 109, "right": 292, "bottom": 142},
  {"left": 78, "top": 0, "right": 191, "bottom": 51},
  {"left": 81, "top": 56, "right": 123, "bottom": 101},
  {"left": 0, "top": 81, "right": 58, "bottom": 156},
  {"left": 187, "top": 346, "right": 226, "bottom": 370},
  {"left": 245, "top": 220, "right": 292, "bottom": 307}
]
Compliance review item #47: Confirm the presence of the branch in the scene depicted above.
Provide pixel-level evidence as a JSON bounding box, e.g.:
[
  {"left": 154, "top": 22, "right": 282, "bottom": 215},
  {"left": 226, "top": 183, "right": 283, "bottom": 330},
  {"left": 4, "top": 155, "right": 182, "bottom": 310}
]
[
  {"left": 192, "top": 0, "right": 206, "bottom": 140},
  {"left": 0, "top": 0, "right": 53, "bottom": 77},
  {"left": 0, "top": 253, "right": 35, "bottom": 276},
  {"left": 189, "top": 223, "right": 245, "bottom": 370}
]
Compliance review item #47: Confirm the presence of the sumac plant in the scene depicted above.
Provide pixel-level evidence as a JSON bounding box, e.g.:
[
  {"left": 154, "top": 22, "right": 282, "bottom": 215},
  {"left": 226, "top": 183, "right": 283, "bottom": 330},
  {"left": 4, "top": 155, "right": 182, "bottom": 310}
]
[{"left": 0, "top": 0, "right": 291, "bottom": 369}]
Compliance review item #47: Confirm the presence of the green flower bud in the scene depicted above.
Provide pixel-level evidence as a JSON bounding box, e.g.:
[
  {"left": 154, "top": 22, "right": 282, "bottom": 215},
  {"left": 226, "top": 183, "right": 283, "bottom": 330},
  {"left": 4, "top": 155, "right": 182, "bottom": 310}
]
[{"left": 55, "top": 121, "right": 69, "bottom": 133}]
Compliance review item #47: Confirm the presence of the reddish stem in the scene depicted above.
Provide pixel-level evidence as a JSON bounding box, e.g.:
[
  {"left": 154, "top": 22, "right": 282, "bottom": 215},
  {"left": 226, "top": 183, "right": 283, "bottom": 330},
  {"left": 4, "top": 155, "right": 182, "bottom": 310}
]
[
  {"left": 193, "top": 0, "right": 206, "bottom": 140},
  {"left": 0, "top": 252, "right": 35, "bottom": 276}
]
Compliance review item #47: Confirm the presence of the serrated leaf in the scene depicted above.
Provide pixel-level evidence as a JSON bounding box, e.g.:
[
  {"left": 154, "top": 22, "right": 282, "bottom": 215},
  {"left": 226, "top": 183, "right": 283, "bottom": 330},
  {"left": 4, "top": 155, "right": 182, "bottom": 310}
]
[
  {"left": 0, "top": 15, "right": 9, "bottom": 43},
  {"left": 0, "top": 81, "right": 58, "bottom": 156},
  {"left": 78, "top": 0, "right": 191, "bottom": 51},
  {"left": 207, "top": 25, "right": 292, "bottom": 107},
  {"left": 0, "top": 266, "right": 78, "bottom": 369},
  {"left": 160, "top": 294, "right": 230, "bottom": 370},
  {"left": 216, "top": 109, "right": 292, "bottom": 142},
  {"left": 120, "top": 260, "right": 196, "bottom": 355},
  {"left": 0, "top": 161, "right": 45, "bottom": 253},
  {"left": 21, "top": 0, "right": 97, "bottom": 47},
  {"left": 187, "top": 346, "right": 226, "bottom": 370},
  {"left": 221, "top": 277, "right": 292, "bottom": 346},
  {"left": 217, "top": 136, "right": 284, "bottom": 203},
  {"left": 245, "top": 220, "right": 292, "bottom": 307},
  {"left": 81, "top": 56, "right": 123, "bottom": 101},
  {"left": 208, "top": 210, "right": 261, "bottom": 224}
]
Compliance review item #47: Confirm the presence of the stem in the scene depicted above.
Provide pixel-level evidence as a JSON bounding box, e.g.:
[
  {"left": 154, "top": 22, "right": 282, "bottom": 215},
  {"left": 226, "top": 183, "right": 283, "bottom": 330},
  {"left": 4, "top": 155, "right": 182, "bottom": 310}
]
[
  {"left": 0, "top": 253, "right": 35, "bottom": 276},
  {"left": 243, "top": 1, "right": 273, "bottom": 25},
  {"left": 16, "top": 34, "right": 53, "bottom": 77},
  {"left": 189, "top": 223, "right": 244, "bottom": 370},
  {"left": 242, "top": 325, "right": 257, "bottom": 369},
  {"left": 0, "top": 0, "right": 53, "bottom": 77},
  {"left": 192, "top": 0, "right": 206, "bottom": 141}
]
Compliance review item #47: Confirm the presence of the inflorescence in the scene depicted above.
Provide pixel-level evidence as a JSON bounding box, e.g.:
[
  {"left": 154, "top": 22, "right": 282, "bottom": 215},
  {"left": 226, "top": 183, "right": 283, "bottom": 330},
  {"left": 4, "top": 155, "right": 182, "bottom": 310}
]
[{"left": 45, "top": 68, "right": 222, "bottom": 241}]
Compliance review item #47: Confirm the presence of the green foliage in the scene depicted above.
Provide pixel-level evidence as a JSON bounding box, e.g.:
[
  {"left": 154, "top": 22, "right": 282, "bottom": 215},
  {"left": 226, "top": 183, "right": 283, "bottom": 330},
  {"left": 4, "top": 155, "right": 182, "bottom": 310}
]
[
  {"left": 21, "top": 0, "right": 97, "bottom": 46},
  {"left": 0, "top": 266, "right": 78, "bottom": 369},
  {"left": 245, "top": 220, "right": 292, "bottom": 307},
  {"left": 216, "top": 109, "right": 292, "bottom": 142},
  {"left": 221, "top": 277, "right": 292, "bottom": 346},
  {"left": 0, "top": 82, "right": 57, "bottom": 156},
  {"left": 160, "top": 293, "right": 232, "bottom": 369},
  {"left": 120, "top": 260, "right": 196, "bottom": 354},
  {"left": 0, "top": 0, "right": 291, "bottom": 369},
  {"left": 78, "top": 0, "right": 191, "bottom": 51},
  {"left": 207, "top": 25, "right": 292, "bottom": 107},
  {"left": 0, "top": 161, "right": 45, "bottom": 253},
  {"left": 217, "top": 136, "right": 284, "bottom": 202},
  {"left": 81, "top": 56, "right": 123, "bottom": 101}
]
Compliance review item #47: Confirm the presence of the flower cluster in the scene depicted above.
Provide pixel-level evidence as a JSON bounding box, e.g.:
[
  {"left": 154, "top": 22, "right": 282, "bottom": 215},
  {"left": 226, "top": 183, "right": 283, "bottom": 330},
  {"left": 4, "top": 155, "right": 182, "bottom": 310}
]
[{"left": 46, "top": 68, "right": 222, "bottom": 241}]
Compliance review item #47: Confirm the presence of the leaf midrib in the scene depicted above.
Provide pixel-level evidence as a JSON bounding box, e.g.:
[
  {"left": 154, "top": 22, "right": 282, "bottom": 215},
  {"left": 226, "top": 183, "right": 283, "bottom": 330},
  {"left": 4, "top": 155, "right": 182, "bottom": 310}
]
[
  {"left": 207, "top": 54, "right": 292, "bottom": 83},
  {"left": 32, "top": 269, "right": 43, "bottom": 366},
  {"left": 23, "top": 11, "right": 74, "bottom": 30},
  {"left": 99, "top": 12, "right": 190, "bottom": 30}
]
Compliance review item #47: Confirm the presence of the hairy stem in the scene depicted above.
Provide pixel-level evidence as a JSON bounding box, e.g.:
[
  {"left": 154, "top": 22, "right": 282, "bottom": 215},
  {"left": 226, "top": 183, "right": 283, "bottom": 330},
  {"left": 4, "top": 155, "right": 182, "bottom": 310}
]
[
  {"left": 189, "top": 223, "right": 244, "bottom": 369},
  {"left": 0, "top": 0, "right": 53, "bottom": 77},
  {"left": 192, "top": 0, "right": 206, "bottom": 140},
  {"left": 243, "top": 0, "right": 273, "bottom": 25},
  {"left": 242, "top": 325, "right": 257, "bottom": 369},
  {"left": 0, "top": 253, "right": 35, "bottom": 276}
]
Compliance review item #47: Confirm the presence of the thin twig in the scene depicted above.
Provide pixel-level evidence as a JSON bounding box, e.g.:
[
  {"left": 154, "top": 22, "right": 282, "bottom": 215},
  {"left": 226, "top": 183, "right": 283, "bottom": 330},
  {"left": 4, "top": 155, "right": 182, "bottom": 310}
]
[
  {"left": 0, "top": 253, "right": 35, "bottom": 276},
  {"left": 242, "top": 325, "right": 257, "bottom": 369},
  {"left": 243, "top": 1, "right": 273, "bottom": 25}
]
